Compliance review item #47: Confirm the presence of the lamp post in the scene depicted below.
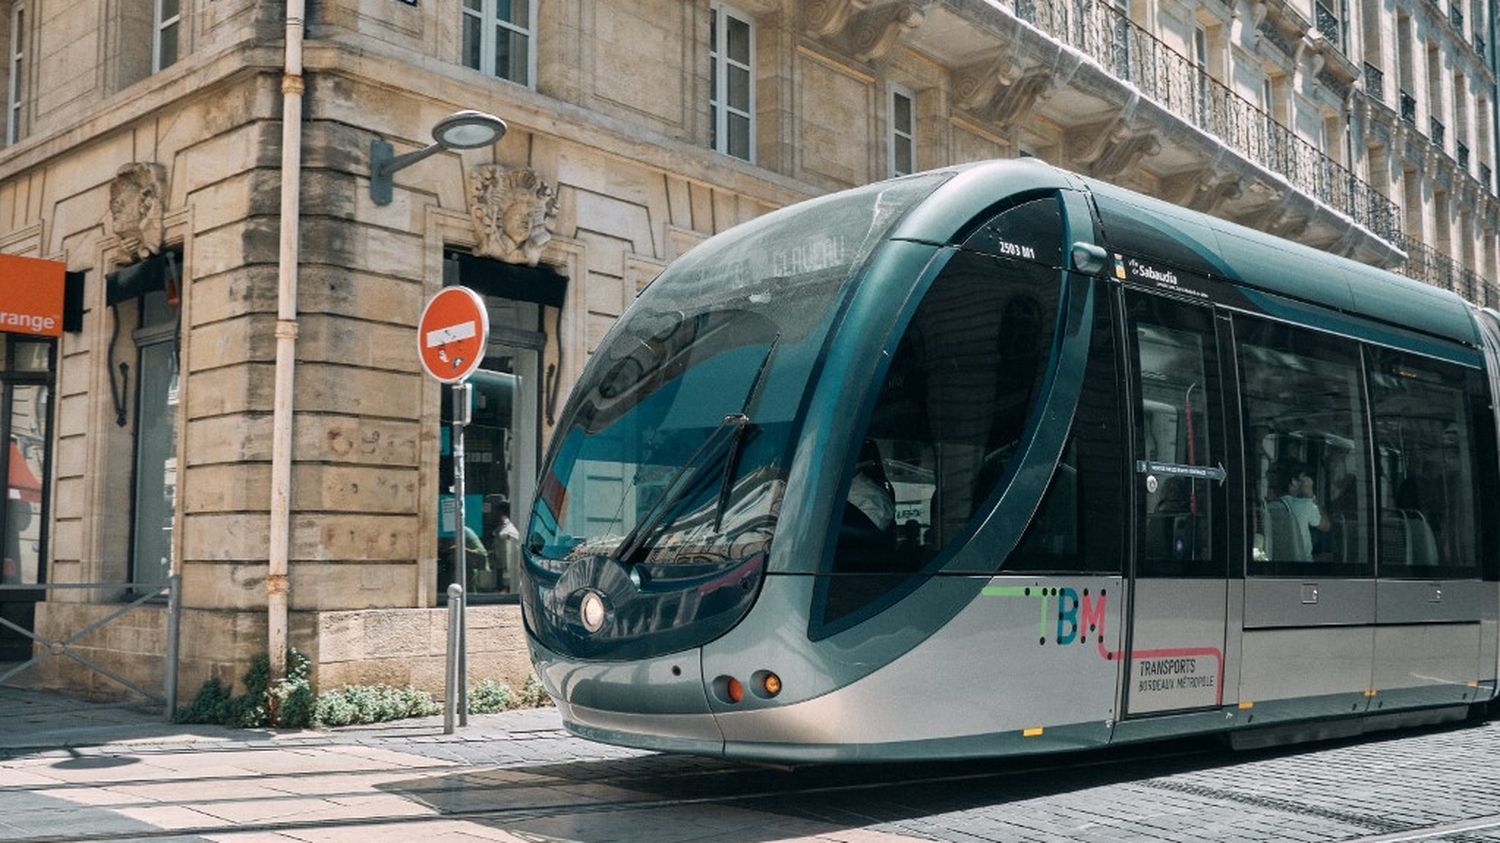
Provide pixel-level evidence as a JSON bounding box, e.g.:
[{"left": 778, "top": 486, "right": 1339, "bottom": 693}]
[{"left": 369, "top": 110, "right": 508, "bottom": 205}]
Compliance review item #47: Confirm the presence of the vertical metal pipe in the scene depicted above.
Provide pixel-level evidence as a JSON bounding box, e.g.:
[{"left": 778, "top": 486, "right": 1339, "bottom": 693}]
[
  {"left": 452, "top": 383, "right": 470, "bottom": 725},
  {"left": 444, "top": 582, "right": 462, "bottom": 734},
  {"left": 163, "top": 573, "right": 181, "bottom": 721},
  {"left": 268, "top": 0, "right": 307, "bottom": 682}
]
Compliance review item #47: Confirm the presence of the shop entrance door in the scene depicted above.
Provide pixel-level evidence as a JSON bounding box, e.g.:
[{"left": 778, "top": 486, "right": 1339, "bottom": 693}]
[{"left": 0, "top": 338, "right": 53, "bottom": 661}]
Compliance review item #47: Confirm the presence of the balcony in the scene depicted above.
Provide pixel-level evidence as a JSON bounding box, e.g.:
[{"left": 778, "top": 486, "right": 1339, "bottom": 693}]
[
  {"left": 1431, "top": 117, "right": 1445, "bottom": 149},
  {"left": 1364, "top": 63, "right": 1384, "bottom": 101},
  {"left": 1395, "top": 234, "right": 1478, "bottom": 300},
  {"left": 1450, "top": 3, "right": 1464, "bottom": 34},
  {"left": 1401, "top": 90, "right": 1417, "bottom": 124},
  {"left": 1458, "top": 142, "right": 1469, "bottom": 171},
  {"left": 1010, "top": 0, "right": 1399, "bottom": 241},
  {"left": 1315, "top": 1, "right": 1343, "bottom": 49}
]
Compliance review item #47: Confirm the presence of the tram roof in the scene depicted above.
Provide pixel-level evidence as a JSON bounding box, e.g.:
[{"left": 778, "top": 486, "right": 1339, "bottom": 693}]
[{"left": 889, "top": 159, "right": 1481, "bottom": 347}]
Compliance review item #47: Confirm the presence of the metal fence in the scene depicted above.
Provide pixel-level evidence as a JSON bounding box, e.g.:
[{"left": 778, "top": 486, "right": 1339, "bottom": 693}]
[{"left": 0, "top": 576, "right": 180, "bottom": 719}]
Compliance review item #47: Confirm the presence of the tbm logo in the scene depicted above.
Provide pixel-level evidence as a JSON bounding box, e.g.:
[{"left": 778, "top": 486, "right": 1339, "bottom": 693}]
[{"left": 982, "top": 586, "right": 1109, "bottom": 649}]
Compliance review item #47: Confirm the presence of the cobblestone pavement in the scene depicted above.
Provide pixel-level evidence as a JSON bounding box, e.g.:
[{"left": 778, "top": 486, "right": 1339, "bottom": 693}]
[{"left": 2, "top": 686, "right": 1499, "bottom": 842}]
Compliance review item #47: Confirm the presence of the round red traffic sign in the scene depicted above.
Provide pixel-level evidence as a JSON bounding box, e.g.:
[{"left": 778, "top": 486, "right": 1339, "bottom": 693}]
[{"left": 417, "top": 287, "right": 490, "bottom": 383}]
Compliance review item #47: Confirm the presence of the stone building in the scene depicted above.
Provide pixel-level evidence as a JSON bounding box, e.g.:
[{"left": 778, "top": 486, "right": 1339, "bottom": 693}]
[{"left": 0, "top": 0, "right": 1493, "bottom": 700}]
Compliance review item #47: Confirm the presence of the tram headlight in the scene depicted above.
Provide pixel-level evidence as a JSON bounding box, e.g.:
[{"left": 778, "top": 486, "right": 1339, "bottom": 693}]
[{"left": 579, "top": 590, "right": 607, "bottom": 633}]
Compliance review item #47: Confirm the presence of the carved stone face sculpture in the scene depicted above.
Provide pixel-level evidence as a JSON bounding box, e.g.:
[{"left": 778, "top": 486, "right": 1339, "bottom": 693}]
[
  {"left": 469, "top": 165, "right": 560, "bottom": 267},
  {"left": 109, "top": 162, "right": 167, "bottom": 262}
]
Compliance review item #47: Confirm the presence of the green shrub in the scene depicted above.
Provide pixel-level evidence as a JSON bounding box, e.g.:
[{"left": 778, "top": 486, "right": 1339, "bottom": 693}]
[
  {"left": 518, "top": 675, "right": 552, "bottom": 708},
  {"left": 312, "top": 684, "right": 440, "bottom": 727},
  {"left": 177, "top": 653, "right": 551, "bottom": 729},
  {"left": 468, "top": 678, "right": 515, "bottom": 713}
]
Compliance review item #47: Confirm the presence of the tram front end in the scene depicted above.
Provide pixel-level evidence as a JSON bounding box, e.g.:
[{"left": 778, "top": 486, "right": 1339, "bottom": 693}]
[{"left": 521, "top": 160, "right": 1107, "bottom": 761}]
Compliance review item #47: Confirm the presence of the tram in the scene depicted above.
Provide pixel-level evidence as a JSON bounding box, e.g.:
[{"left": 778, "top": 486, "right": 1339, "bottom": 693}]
[{"left": 521, "top": 158, "right": 1500, "bottom": 762}]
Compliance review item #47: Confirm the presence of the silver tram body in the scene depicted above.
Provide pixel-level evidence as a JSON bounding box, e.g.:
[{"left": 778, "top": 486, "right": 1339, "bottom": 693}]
[{"left": 520, "top": 160, "right": 1500, "bottom": 763}]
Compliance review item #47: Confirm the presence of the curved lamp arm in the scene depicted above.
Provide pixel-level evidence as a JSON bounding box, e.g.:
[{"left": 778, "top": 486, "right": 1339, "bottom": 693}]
[{"left": 369, "top": 138, "right": 446, "bottom": 206}]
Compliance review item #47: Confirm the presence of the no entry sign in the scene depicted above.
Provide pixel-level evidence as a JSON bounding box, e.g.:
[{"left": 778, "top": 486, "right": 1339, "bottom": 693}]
[{"left": 418, "top": 286, "right": 490, "bottom": 383}]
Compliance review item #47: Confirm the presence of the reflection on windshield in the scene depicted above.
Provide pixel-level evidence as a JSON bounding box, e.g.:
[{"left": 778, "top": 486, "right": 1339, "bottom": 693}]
[{"left": 529, "top": 173, "right": 951, "bottom": 568}]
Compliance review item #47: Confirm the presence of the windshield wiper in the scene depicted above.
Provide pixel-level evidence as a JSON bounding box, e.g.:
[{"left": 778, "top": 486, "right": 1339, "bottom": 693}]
[
  {"left": 614, "top": 412, "right": 749, "bottom": 564},
  {"left": 615, "top": 334, "right": 781, "bottom": 564}
]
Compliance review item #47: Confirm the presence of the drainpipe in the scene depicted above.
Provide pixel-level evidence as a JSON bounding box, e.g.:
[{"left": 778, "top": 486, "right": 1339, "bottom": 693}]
[{"left": 268, "top": 0, "right": 306, "bottom": 682}]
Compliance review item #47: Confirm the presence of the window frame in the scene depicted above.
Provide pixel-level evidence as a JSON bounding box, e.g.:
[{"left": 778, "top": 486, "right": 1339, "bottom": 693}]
[
  {"left": 128, "top": 291, "right": 179, "bottom": 588},
  {"left": 1363, "top": 345, "right": 1485, "bottom": 580},
  {"left": 6, "top": 0, "right": 21, "bottom": 146},
  {"left": 709, "top": 3, "right": 755, "bottom": 163},
  {"left": 1234, "top": 313, "right": 1376, "bottom": 579},
  {"left": 460, "top": 0, "right": 539, "bottom": 89},
  {"left": 887, "top": 83, "right": 915, "bottom": 177},
  {"left": 151, "top": 0, "right": 179, "bottom": 74}
]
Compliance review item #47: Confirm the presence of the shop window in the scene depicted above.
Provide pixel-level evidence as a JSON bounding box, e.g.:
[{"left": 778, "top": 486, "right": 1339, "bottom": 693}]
[
  {"left": 1238, "top": 316, "right": 1372, "bottom": 577},
  {"left": 462, "top": 0, "right": 536, "bottom": 88},
  {"left": 1, "top": 335, "right": 50, "bottom": 587},
  {"left": 130, "top": 290, "right": 178, "bottom": 587},
  {"left": 710, "top": 4, "right": 754, "bottom": 162},
  {"left": 436, "top": 252, "right": 560, "bottom": 601},
  {"left": 1367, "top": 348, "right": 1482, "bottom": 578}
]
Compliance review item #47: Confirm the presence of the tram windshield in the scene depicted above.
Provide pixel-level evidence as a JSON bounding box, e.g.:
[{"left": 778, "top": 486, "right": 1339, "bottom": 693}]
[{"left": 528, "top": 173, "right": 950, "bottom": 573}]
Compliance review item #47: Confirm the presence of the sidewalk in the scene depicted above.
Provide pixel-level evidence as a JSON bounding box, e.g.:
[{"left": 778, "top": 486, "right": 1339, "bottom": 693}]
[{"left": 0, "top": 686, "right": 331, "bottom": 758}]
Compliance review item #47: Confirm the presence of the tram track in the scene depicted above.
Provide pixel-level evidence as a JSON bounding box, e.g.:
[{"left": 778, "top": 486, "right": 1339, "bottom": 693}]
[
  {"left": 5, "top": 722, "right": 1490, "bottom": 843},
  {"left": 1, "top": 740, "right": 1229, "bottom": 843}
]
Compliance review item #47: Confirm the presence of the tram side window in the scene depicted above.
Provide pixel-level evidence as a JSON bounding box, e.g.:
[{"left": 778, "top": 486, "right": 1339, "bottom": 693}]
[
  {"left": 1130, "top": 293, "right": 1225, "bottom": 578},
  {"left": 1367, "top": 348, "right": 1480, "bottom": 578},
  {"left": 1005, "top": 280, "right": 1123, "bottom": 573},
  {"left": 826, "top": 250, "right": 1061, "bottom": 617},
  {"left": 1237, "top": 317, "right": 1372, "bottom": 577}
]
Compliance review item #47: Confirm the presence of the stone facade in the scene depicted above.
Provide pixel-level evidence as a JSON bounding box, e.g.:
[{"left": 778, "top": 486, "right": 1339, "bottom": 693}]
[{"left": 0, "top": 0, "right": 1493, "bottom": 701}]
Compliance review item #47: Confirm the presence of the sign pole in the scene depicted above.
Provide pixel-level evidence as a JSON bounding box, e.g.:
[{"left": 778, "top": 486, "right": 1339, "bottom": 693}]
[
  {"left": 452, "top": 381, "right": 471, "bottom": 727},
  {"left": 417, "top": 285, "right": 488, "bottom": 733}
]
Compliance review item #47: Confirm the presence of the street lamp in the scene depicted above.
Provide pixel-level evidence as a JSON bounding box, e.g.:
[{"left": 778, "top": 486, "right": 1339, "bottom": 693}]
[{"left": 369, "top": 110, "right": 508, "bottom": 205}]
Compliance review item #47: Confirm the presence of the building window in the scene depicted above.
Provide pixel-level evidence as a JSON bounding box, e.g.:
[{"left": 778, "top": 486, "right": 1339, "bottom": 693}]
[
  {"left": 131, "top": 290, "right": 178, "bottom": 587},
  {"left": 462, "top": 0, "right": 535, "bottom": 87},
  {"left": 710, "top": 4, "right": 754, "bottom": 162},
  {"left": 152, "top": 0, "right": 178, "bottom": 73},
  {"left": 6, "top": 1, "right": 22, "bottom": 146},
  {"left": 888, "top": 85, "right": 914, "bottom": 176}
]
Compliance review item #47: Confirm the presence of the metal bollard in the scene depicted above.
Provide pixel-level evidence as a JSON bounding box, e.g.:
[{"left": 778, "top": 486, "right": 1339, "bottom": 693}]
[{"left": 444, "top": 583, "right": 464, "bottom": 734}]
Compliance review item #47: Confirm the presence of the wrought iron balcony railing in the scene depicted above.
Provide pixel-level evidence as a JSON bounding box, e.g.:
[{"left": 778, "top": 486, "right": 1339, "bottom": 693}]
[
  {"left": 1391, "top": 230, "right": 1487, "bottom": 302},
  {"left": 1450, "top": 3, "right": 1464, "bottom": 34},
  {"left": 1431, "top": 117, "right": 1446, "bottom": 149},
  {"left": 1315, "top": 1, "right": 1343, "bottom": 49},
  {"left": 1458, "top": 142, "right": 1469, "bottom": 171},
  {"left": 1364, "top": 63, "right": 1385, "bottom": 102},
  {"left": 1014, "top": 0, "right": 1401, "bottom": 242},
  {"left": 1401, "top": 90, "right": 1418, "bottom": 124}
]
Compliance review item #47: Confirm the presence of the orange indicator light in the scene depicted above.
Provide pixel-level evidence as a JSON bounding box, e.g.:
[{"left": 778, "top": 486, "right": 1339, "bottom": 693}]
[
  {"left": 762, "top": 673, "right": 781, "bottom": 697},
  {"left": 726, "top": 677, "right": 744, "bottom": 704}
]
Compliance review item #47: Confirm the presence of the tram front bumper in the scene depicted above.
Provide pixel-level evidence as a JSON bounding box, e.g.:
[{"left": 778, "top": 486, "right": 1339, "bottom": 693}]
[{"left": 528, "top": 638, "right": 725, "bottom": 756}]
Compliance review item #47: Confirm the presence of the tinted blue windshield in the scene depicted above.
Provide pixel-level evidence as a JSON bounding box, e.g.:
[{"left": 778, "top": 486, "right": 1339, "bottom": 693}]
[{"left": 528, "top": 173, "right": 950, "bottom": 572}]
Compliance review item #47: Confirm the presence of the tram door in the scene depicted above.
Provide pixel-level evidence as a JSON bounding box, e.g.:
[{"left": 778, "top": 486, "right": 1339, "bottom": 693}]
[{"left": 1122, "top": 289, "right": 1230, "bottom": 716}]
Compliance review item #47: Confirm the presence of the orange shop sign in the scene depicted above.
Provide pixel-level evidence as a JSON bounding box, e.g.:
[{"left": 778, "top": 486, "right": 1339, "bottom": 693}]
[{"left": 0, "top": 253, "right": 67, "bottom": 338}]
